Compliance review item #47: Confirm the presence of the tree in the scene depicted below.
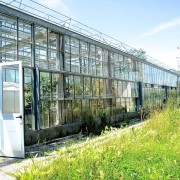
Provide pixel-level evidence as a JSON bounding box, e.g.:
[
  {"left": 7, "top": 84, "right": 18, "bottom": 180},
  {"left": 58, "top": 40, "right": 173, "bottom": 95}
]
[{"left": 129, "top": 48, "right": 146, "bottom": 59}]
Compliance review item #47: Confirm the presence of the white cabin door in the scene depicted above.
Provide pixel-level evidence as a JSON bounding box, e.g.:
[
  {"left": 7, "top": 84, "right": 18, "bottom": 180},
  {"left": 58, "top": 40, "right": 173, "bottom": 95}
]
[{"left": 0, "top": 61, "right": 24, "bottom": 158}]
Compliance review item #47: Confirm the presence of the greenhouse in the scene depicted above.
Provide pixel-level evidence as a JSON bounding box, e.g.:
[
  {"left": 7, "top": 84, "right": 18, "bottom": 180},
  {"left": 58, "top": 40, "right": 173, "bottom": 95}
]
[{"left": 0, "top": 1, "right": 179, "bottom": 157}]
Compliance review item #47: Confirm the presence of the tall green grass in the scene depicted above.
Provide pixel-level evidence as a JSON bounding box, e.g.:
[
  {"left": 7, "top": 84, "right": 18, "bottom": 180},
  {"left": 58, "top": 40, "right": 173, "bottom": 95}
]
[{"left": 16, "top": 101, "right": 180, "bottom": 179}]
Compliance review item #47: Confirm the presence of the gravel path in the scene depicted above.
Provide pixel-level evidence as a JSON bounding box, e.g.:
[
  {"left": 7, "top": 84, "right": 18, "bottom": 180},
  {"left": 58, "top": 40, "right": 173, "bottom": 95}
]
[{"left": 0, "top": 157, "right": 19, "bottom": 179}]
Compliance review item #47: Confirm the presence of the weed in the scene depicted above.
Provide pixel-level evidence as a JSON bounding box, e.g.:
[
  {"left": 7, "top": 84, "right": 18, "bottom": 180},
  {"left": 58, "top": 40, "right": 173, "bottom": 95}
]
[{"left": 15, "top": 101, "right": 180, "bottom": 179}]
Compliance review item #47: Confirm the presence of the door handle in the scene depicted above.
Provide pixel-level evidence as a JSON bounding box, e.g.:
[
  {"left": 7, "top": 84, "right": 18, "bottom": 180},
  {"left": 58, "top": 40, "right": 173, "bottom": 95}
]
[{"left": 16, "top": 115, "right": 22, "bottom": 119}]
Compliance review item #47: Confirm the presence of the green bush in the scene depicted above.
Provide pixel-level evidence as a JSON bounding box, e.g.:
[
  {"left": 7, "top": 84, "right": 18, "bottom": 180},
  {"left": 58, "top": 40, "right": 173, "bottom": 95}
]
[{"left": 81, "top": 115, "right": 100, "bottom": 135}]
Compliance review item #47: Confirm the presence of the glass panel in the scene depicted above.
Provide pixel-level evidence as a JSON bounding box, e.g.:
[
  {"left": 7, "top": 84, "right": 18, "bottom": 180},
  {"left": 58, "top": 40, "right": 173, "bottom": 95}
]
[
  {"left": 114, "top": 53, "right": 119, "bottom": 78},
  {"left": 122, "top": 81, "right": 128, "bottom": 97},
  {"left": 90, "top": 44, "right": 95, "bottom": 59},
  {"left": 126, "top": 98, "right": 130, "bottom": 112},
  {"left": 0, "top": 14, "right": 17, "bottom": 62},
  {"left": 64, "top": 75, "right": 74, "bottom": 99},
  {"left": 48, "top": 30, "right": 58, "bottom": 50},
  {"left": 19, "top": 21, "right": 31, "bottom": 43},
  {"left": 35, "top": 26, "right": 47, "bottom": 47},
  {"left": 64, "top": 36, "right": 70, "bottom": 53},
  {"left": 40, "top": 72, "right": 51, "bottom": 100},
  {"left": 51, "top": 73, "right": 58, "bottom": 99},
  {"left": 40, "top": 101, "right": 49, "bottom": 129},
  {"left": 19, "top": 43, "right": 31, "bottom": 66},
  {"left": 80, "top": 41, "right": 89, "bottom": 74},
  {"left": 97, "top": 99, "right": 103, "bottom": 116},
  {"left": 74, "top": 76, "right": 83, "bottom": 98},
  {"left": 52, "top": 73, "right": 63, "bottom": 99},
  {"left": 49, "top": 101, "right": 58, "bottom": 127},
  {"left": 82, "top": 100, "right": 90, "bottom": 121},
  {"left": 96, "top": 47, "right": 103, "bottom": 76},
  {"left": 92, "top": 78, "right": 99, "bottom": 97},
  {"left": 64, "top": 53, "right": 71, "bottom": 71},
  {"left": 24, "top": 68, "right": 34, "bottom": 131},
  {"left": 64, "top": 100, "right": 72, "bottom": 124},
  {"left": 117, "top": 81, "right": 122, "bottom": 97},
  {"left": 71, "top": 38, "right": 79, "bottom": 54},
  {"left": 3, "top": 68, "right": 18, "bottom": 83},
  {"left": 48, "top": 49, "right": 57, "bottom": 70},
  {"left": 103, "top": 50, "right": 108, "bottom": 77},
  {"left": 90, "top": 44, "right": 96, "bottom": 75},
  {"left": 103, "top": 99, "right": 111, "bottom": 117},
  {"left": 35, "top": 46, "right": 47, "bottom": 69},
  {"left": 91, "top": 99, "right": 98, "bottom": 118},
  {"left": 71, "top": 38, "right": 80, "bottom": 73},
  {"left": 106, "top": 79, "right": 112, "bottom": 97},
  {"left": 2, "top": 67, "right": 19, "bottom": 113},
  {"left": 110, "top": 52, "right": 115, "bottom": 77},
  {"left": 115, "top": 98, "right": 124, "bottom": 114},
  {"left": 35, "top": 26, "right": 47, "bottom": 68},
  {"left": 72, "top": 100, "right": 81, "bottom": 122},
  {"left": 112, "top": 80, "right": 117, "bottom": 97},
  {"left": 81, "top": 57, "right": 89, "bottom": 74},
  {"left": 92, "top": 59, "right": 96, "bottom": 75},
  {"left": 121, "top": 98, "right": 126, "bottom": 112},
  {"left": 96, "top": 60, "right": 102, "bottom": 76},
  {"left": 127, "top": 82, "right": 131, "bottom": 97},
  {"left": 99, "top": 79, "right": 103, "bottom": 97},
  {"left": 84, "top": 77, "right": 91, "bottom": 97},
  {"left": 71, "top": 54, "right": 80, "bottom": 73},
  {"left": 48, "top": 30, "right": 59, "bottom": 70},
  {"left": 18, "top": 21, "right": 32, "bottom": 66},
  {"left": 58, "top": 100, "right": 65, "bottom": 125}
]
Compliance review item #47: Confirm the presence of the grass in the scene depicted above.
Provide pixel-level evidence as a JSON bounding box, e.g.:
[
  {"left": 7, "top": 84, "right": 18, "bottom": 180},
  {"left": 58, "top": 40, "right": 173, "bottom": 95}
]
[{"left": 16, "top": 101, "right": 180, "bottom": 179}]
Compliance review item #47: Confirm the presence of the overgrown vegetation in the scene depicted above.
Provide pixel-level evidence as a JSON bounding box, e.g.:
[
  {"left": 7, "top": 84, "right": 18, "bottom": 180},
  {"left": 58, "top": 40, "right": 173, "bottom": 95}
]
[
  {"left": 15, "top": 100, "right": 180, "bottom": 179},
  {"left": 81, "top": 113, "right": 111, "bottom": 136}
]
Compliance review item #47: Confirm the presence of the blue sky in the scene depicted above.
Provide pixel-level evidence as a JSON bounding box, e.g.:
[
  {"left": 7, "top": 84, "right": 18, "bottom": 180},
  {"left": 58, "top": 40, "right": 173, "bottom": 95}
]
[{"left": 3, "top": 0, "right": 180, "bottom": 69}]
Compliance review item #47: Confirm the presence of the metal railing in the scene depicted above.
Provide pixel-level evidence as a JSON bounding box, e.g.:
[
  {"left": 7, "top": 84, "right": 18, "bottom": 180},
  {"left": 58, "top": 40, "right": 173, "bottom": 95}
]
[{"left": 0, "top": 0, "right": 179, "bottom": 75}]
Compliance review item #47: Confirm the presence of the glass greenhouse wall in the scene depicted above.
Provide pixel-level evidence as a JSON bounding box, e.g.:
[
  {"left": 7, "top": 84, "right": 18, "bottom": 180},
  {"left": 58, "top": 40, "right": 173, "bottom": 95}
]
[{"left": 0, "top": 6, "right": 179, "bottom": 134}]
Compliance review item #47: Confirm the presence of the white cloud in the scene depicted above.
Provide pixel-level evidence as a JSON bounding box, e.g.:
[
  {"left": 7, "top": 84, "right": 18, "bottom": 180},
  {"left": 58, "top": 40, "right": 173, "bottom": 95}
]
[
  {"left": 147, "top": 50, "right": 178, "bottom": 69},
  {"left": 139, "top": 17, "right": 180, "bottom": 39}
]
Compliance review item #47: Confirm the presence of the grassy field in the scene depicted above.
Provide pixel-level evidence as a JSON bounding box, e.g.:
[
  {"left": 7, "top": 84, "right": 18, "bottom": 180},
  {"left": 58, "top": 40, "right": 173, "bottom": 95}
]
[{"left": 16, "top": 102, "right": 180, "bottom": 179}]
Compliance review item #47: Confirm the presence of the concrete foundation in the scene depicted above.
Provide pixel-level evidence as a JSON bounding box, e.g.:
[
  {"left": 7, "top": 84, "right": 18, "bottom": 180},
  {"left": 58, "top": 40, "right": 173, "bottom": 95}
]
[
  {"left": 25, "top": 122, "right": 82, "bottom": 146},
  {"left": 25, "top": 112, "right": 139, "bottom": 146}
]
